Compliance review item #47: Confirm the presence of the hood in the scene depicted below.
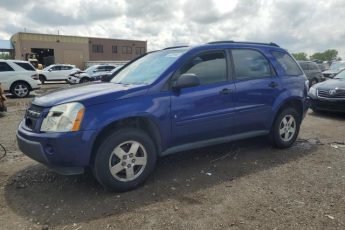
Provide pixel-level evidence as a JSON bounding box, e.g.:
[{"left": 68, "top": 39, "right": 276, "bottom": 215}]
[
  {"left": 33, "top": 82, "right": 149, "bottom": 107},
  {"left": 314, "top": 78, "right": 345, "bottom": 90}
]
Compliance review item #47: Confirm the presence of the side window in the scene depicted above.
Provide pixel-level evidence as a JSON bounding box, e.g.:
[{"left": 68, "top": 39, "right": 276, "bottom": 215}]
[
  {"left": 0, "top": 62, "right": 14, "bottom": 72},
  {"left": 50, "top": 66, "right": 61, "bottom": 71},
  {"left": 180, "top": 51, "right": 227, "bottom": 85},
  {"left": 299, "top": 62, "right": 307, "bottom": 70},
  {"left": 232, "top": 49, "right": 272, "bottom": 80},
  {"left": 272, "top": 51, "right": 303, "bottom": 75},
  {"left": 14, "top": 62, "right": 35, "bottom": 71}
]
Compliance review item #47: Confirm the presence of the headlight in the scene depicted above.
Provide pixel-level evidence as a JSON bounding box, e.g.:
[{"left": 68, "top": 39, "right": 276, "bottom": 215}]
[
  {"left": 41, "top": 102, "right": 85, "bottom": 132},
  {"left": 308, "top": 87, "right": 317, "bottom": 97}
]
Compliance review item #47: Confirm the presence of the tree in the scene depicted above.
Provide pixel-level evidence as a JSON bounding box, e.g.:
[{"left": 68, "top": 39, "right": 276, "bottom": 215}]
[
  {"left": 310, "top": 49, "right": 339, "bottom": 62},
  {"left": 0, "top": 53, "right": 11, "bottom": 59},
  {"left": 292, "top": 52, "right": 308, "bottom": 60}
]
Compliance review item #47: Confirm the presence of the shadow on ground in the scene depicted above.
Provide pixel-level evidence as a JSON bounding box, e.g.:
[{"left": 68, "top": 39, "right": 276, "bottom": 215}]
[
  {"left": 308, "top": 110, "right": 345, "bottom": 121},
  {"left": 4, "top": 137, "right": 317, "bottom": 226}
]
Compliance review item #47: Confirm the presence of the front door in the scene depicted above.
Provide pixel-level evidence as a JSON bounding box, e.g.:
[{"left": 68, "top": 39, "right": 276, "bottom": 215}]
[{"left": 171, "top": 50, "right": 236, "bottom": 146}]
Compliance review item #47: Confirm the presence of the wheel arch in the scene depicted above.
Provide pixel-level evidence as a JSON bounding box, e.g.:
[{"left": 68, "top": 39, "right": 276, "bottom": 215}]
[
  {"left": 90, "top": 116, "right": 162, "bottom": 165},
  {"left": 10, "top": 80, "right": 32, "bottom": 91},
  {"left": 272, "top": 98, "right": 304, "bottom": 129}
]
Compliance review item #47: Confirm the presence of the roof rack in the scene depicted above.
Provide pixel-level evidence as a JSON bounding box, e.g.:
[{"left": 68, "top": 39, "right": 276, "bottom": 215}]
[
  {"left": 207, "top": 41, "right": 280, "bottom": 47},
  {"left": 163, "top": 45, "right": 188, "bottom": 50}
]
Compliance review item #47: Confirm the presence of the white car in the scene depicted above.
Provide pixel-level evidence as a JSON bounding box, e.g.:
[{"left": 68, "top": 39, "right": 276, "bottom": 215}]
[
  {"left": 67, "top": 64, "right": 117, "bottom": 84},
  {"left": 0, "top": 60, "right": 40, "bottom": 98},
  {"left": 38, "top": 64, "right": 79, "bottom": 84}
]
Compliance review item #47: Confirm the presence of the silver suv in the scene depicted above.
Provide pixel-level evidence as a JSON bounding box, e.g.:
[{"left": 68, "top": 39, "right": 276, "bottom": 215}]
[{"left": 298, "top": 61, "right": 324, "bottom": 86}]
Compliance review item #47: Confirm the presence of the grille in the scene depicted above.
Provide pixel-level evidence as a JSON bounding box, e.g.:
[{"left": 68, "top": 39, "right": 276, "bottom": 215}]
[
  {"left": 317, "top": 89, "right": 345, "bottom": 98},
  {"left": 25, "top": 104, "right": 44, "bottom": 130}
]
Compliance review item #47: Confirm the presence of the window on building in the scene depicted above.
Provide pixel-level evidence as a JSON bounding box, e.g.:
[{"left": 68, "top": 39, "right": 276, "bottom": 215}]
[
  {"left": 122, "top": 46, "right": 133, "bottom": 54},
  {"left": 0, "top": 62, "right": 14, "bottom": 72},
  {"left": 136, "top": 47, "right": 146, "bottom": 55},
  {"left": 112, "top": 46, "right": 118, "bottom": 53},
  {"left": 92, "top": 44, "right": 104, "bottom": 53}
]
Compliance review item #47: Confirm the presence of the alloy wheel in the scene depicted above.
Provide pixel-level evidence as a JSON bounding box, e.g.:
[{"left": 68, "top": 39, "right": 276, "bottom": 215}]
[{"left": 108, "top": 140, "right": 147, "bottom": 182}]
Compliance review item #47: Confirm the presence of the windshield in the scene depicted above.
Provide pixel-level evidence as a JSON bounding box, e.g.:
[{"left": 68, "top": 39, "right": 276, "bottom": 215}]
[
  {"left": 329, "top": 62, "right": 345, "bottom": 70},
  {"left": 111, "top": 49, "right": 188, "bottom": 85},
  {"left": 334, "top": 69, "right": 345, "bottom": 79}
]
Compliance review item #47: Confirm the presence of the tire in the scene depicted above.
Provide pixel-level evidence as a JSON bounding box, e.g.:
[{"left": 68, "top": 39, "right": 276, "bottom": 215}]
[
  {"left": 93, "top": 128, "right": 157, "bottom": 192},
  {"left": 10, "top": 82, "right": 30, "bottom": 98},
  {"left": 39, "top": 75, "right": 46, "bottom": 84},
  {"left": 271, "top": 107, "right": 300, "bottom": 149},
  {"left": 80, "top": 78, "right": 89, "bottom": 83},
  {"left": 310, "top": 78, "right": 318, "bottom": 86}
]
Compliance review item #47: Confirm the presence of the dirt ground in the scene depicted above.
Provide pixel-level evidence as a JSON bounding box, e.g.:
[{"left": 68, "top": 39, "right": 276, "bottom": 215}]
[{"left": 0, "top": 84, "right": 344, "bottom": 230}]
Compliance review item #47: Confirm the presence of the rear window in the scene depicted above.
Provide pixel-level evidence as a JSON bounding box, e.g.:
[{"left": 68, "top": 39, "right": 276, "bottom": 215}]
[
  {"left": 272, "top": 51, "right": 303, "bottom": 75},
  {"left": 0, "top": 62, "right": 14, "bottom": 72},
  {"left": 14, "top": 62, "right": 35, "bottom": 71}
]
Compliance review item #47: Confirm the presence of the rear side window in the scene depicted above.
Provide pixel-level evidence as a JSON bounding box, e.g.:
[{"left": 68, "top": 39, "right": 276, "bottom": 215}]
[
  {"left": 272, "top": 51, "right": 303, "bottom": 75},
  {"left": 180, "top": 51, "right": 227, "bottom": 85},
  {"left": 232, "top": 49, "right": 272, "bottom": 80},
  {"left": 14, "top": 62, "right": 35, "bottom": 71},
  {"left": 0, "top": 62, "right": 14, "bottom": 72}
]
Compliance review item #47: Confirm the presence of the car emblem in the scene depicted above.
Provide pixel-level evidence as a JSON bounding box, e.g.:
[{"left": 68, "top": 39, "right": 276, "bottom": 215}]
[{"left": 329, "top": 89, "right": 336, "bottom": 96}]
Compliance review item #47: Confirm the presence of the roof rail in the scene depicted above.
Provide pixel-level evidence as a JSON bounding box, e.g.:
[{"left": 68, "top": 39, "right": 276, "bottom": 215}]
[
  {"left": 207, "top": 41, "right": 280, "bottom": 47},
  {"left": 163, "top": 45, "right": 188, "bottom": 50}
]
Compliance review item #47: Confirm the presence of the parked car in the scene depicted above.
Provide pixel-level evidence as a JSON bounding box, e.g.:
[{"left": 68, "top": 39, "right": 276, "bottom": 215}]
[
  {"left": 298, "top": 61, "right": 324, "bottom": 86},
  {"left": 308, "top": 69, "right": 345, "bottom": 113},
  {"left": 17, "top": 41, "right": 308, "bottom": 191},
  {"left": 99, "top": 65, "right": 124, "bottom": 82},
  {"left": 322, "top": 61, "right": 345, "bottom": 79},
  {"left": 0, "top": 60, "right": 40, "bottom": 97},
  {"left": 67, "top": 64, "right": 117, "bottom": 84},
  {"left": 39, "top": 64, "right": 79, "bottom": 84}
]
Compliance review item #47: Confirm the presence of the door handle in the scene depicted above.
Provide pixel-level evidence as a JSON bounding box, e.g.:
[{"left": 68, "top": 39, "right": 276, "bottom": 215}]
[
  {"left": 268, "top": 82, "right": 278, "bottom": 88},
  {"left": 220, "top": 88, "right": 232, "bottom": 95}
]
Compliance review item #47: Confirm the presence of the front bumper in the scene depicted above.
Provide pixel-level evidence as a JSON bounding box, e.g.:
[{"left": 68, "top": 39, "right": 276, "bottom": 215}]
[
  {"left": 309, "top": 97, "right": 345, "bottom": 112},
  {"left": 67, "top": 76, "right": 80, "bottom": 84},
  {"left": 17, "top": 121, "right": 97, "bottom": 175}
]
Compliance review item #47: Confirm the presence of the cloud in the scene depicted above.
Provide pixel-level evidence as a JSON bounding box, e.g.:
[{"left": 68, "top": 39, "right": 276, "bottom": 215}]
[{"left": 0, "top": 0, "right": 344, "bottom": 58}]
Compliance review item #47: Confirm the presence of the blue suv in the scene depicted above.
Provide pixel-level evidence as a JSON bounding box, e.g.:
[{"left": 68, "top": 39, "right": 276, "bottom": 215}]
[{"left": 17, "top": 41, "right": 309, "bottom": 191}]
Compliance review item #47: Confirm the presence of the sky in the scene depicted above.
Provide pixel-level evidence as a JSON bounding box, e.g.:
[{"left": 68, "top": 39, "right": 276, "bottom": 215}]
[{"left": 0, "top": 0, "right": 344, "bottom": 58}]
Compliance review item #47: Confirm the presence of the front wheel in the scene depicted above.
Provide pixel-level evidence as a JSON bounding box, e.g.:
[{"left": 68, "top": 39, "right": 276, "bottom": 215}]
[
  {"left": 93, "top": 128, "right": 157, "bottom": 191},
  {"left": 11, "top": 82, "right": 30, "bottom": 98},
  {"left": 271, "top": 108, "right": 300, "bottom": 148}
]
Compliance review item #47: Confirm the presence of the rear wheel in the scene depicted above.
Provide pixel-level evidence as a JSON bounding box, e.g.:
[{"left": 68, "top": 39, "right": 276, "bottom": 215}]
[
  {"left": 271, "top": 108, "right": 300, "bottom": 148},
  {"left": 93, "top": 128, "right": 157, "bottom": 191},
  {"left": 10, "top": 82, "right": 30, "bottom": 98}
]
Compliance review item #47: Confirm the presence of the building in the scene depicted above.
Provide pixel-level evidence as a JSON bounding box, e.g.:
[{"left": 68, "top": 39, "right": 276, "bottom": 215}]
[{"left": 10, "top": 32, "right": 147, "bottom": 69}]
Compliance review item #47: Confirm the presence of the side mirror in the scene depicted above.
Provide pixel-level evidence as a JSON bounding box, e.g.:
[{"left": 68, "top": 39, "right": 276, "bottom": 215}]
[
  {"left": 172, "top": 73, "right": 200, "bottom": 89},
  {"left": 173, "top": 73, "right": 200, "bottom": 89},
  {"left": 48, "top": 69, "right": 52, "bottom": 72}
]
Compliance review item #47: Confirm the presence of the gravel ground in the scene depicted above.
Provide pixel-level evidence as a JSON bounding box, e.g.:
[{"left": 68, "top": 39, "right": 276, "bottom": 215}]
[{"left": 0, "top": 84, "right": 345, "bottom": 230}]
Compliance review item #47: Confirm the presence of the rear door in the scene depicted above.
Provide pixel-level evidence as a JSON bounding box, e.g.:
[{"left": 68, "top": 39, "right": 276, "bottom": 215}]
[
  {"left": 171, "top": 50, "right": 236, "bottom": 145},
  {"left": 231, "top": 49, "right": 281, "bottom": 133}
]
